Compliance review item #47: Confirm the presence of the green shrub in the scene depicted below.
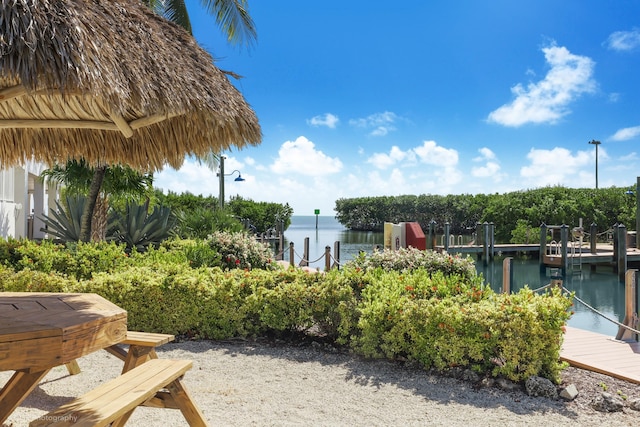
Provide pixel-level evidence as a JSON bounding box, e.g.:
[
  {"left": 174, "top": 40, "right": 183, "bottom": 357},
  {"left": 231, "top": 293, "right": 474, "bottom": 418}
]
[
  {"left": 0, "top": 268, "right": 77, "bottom": 292},
  {"left": 0, "top": 239, "right": 573, "bottom": 383},
  {"left": 7, "top": 239, "right": 129, "bottom": 280},
  {"left": 0, "top": 238, "right": 24, "bottom": 267}
]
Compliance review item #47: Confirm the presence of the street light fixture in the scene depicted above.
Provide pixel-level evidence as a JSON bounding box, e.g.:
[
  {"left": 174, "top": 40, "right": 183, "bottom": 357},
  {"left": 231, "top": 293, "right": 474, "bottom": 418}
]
[
  {"left": 217, "top": 155, "right": 245, "bottom": 209},
  {"left": 588, "top": 140, "right": 601, "bottom": 189}
]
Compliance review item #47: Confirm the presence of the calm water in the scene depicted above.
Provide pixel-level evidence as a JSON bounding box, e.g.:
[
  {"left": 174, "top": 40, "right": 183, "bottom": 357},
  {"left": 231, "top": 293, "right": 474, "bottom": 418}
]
[{"left": 283, "top": 216, "right": 625, "bottom": 336}]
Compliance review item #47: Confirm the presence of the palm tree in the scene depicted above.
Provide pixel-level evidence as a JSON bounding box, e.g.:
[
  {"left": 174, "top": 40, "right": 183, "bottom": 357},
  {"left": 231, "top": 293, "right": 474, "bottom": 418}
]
[
  {"left": 76, "top": 0, "right": 256, "bottom": 242},
  {"left": 146, "top": 0, "right": 256, "bottom": 48},
  {"left": 42, "top": 160, "right": 154, "bottom": 241}
]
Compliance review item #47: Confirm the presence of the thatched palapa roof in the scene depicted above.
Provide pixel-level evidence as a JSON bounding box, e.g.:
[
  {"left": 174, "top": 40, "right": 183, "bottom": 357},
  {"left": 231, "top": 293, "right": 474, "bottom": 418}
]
[{"left": 0, "top": 0, "right": 261, "bottom": 170}]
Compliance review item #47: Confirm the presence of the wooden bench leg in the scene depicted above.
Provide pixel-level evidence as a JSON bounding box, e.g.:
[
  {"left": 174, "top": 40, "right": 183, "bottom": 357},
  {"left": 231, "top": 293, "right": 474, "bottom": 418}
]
[
  {"left": 166, "top": 377, "right": 208, "bottom": 427},
  {"left": 64, "top": 360, "right": 81, "bottom": 375},
  {"left": 0, "top": 368, "right": 50, "bottom": 425},
  {"left": 29, "top": 359, "right": 207, "bottom": 427}
]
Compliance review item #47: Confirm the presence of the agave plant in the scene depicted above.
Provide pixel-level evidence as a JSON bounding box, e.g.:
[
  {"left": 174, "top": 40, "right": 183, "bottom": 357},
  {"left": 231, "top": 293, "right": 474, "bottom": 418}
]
[
  {"left": 107, "top": 201, "right": 176, "bottom": 252},
  {"left": 38, "top": 195, "right": 86, "bottom": 241}
]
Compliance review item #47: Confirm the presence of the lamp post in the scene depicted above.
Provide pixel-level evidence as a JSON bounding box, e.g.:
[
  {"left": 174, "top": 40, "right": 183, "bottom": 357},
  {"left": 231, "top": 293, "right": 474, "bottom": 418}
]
[
  {"left": 588, "top": 140, "right": 601, "bottom": 189},
  {"left": 217, "top": 155, "right": 245, "bottom": 209}
]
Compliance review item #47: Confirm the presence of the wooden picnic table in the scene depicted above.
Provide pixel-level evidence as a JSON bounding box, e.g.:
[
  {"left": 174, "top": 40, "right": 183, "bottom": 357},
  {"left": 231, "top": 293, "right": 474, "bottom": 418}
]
[{"left": 0, "top": 292, "right": 127, "bottom": 424}]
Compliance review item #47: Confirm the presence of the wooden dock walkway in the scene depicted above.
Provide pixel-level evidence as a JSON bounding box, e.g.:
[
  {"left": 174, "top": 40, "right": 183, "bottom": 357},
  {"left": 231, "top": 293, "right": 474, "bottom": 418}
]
[
  {"left": 561, "top": 326, "right": 640, "bottom": 384},
  {"left": 439, "top": 243, "right": 640, "bottom": 265}
]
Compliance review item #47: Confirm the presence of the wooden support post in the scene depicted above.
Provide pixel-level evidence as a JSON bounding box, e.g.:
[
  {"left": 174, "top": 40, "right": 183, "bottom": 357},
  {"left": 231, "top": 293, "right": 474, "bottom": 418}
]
[
  {"left": 483, "top": 222, "right": 490, "bottom": 266},
  {"left": 444, "top": 222, "right": 450, "bottom": 252},
  {"left": 289, "top": 242, "right": 295, "bottom": 267},
  {"left": 324, "top": 245, "right": 331, "bottom": 271},
  {"left": 502, "top": 257, "right": 513, "bottom": 294},
  {"left": 590, "top": 222, "right": 598, "bottom": 254},
  {"left": 300, "top": 238, "right": 309, "bottom": 267},
  {"left": 474, "top": 222, "right": 482, "bottom": 261},
  {"left": 550, "top": 270, "right": 563, "bottom": 289},
  {"left": 428, "top": 220, "right": 436, "bottom": 250},
  {"left": 560, "top": 224, "right": 569, "bottom": 277},
  {"left": 616, "top": 269, "right": 638, "bottom": 341},
  {"left": 539, "top": 223, "right": 547, "bottom": 275},
  {"left": 617, "top": 224, "right": 628, "bottom": 283},
  {"left": 489, "top": 222, "right": 495, "bottom": 261},
  {"left": 333, "top": 241, "right": 341, "bottom": 269},
  {"left": 613, "top": 222, "right": 619, "bottom": 268}
]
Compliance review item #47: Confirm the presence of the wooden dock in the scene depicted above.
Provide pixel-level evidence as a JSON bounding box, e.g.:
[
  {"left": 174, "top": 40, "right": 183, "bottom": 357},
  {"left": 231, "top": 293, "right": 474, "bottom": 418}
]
[
  {"left": 439, "top": 243, "right": 640, "bottom": 265},
  {"left": 561, "top": 326, "right": 640, "bottom": 384}
]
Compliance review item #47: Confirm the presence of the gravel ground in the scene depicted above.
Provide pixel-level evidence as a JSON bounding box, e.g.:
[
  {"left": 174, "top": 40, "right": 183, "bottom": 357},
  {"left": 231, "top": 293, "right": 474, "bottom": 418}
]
[{"left": 3, "top": 339, "right": 639, "bottom": 426}]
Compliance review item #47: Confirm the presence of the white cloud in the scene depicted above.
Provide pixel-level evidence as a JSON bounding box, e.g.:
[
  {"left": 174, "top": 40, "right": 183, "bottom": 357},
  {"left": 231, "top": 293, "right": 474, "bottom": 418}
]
[
  {"left": 520, "top": 147, "right": 592, "bottom": 186},
  {"left": 472, "top": 162, "right": 501, "bottom": 178},
  {"left": 471, "top": 147, "right": 502, "bottom": 179},
  {"left": 610, "top": 125, "right": 640, "bottom": 141},
  {"left": 620, "top": 152, "right": 639, "bottom": 162},
  {"left": 367, "top": 140, "right": 457, "bottom": 170},
  {"left": 606, "top": 29, "right": 640, "bottom": 51},
  {"left": 307, "top": 113, "right": 339, "bottom": 129},
  {"left": 473, "top": 147, "right": 497, "bottom": 162},
  {"left": 488, "top": 44, "right": 596, "bottom": 127},
  {"left": 349, "top": 111, "right": 398, "bottom": 136},
  {"left": 154, "top": 157, "right": 233, "bottom": 196},
  {"left": 413, "top": 140, "right": 459, "bottom": 167},
  {"left": 270, "top": 136, "right": 343, "bottom": 176},
  {"left": 367, "top": 146, "right": 412, "bottom": 169}
]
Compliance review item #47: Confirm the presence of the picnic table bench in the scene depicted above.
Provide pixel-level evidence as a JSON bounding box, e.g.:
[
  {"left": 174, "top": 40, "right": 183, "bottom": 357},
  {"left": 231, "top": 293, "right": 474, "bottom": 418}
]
[{"left": 30, "top": 359, "right": 207, "bottom": 427}]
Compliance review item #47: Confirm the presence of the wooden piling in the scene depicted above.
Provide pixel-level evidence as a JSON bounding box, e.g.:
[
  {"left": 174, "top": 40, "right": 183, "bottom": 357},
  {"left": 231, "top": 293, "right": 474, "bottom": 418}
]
[
  {"left": 616, "top": 269, "right": 638, "bottom": 341},
  {"left": 502, "top": 257, "right": 513, "bottom": 294}
]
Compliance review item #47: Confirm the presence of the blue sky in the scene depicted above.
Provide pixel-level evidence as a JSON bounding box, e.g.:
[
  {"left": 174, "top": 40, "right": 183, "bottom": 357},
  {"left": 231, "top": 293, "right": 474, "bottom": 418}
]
[{"left": 155, "top": 1, "right": 640, "bottom": 216}]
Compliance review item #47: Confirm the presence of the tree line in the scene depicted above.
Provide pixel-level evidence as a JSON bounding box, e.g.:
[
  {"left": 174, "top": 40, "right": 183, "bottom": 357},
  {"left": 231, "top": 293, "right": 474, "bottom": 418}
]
[{"left": 334, "top": 186, "right": 637, "bottom": 243}]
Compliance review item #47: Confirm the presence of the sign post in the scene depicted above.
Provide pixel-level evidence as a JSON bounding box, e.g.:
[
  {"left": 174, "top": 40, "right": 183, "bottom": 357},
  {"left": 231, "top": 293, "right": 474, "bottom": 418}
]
[{"left": 314, "top": 209, "right": 320, "bottom": 229}]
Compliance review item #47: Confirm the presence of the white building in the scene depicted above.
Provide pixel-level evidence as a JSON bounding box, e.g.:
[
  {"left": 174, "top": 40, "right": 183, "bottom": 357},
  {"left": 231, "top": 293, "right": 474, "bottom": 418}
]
[{"left": 0, "top": 163, "right": 58, "bottom": 240}]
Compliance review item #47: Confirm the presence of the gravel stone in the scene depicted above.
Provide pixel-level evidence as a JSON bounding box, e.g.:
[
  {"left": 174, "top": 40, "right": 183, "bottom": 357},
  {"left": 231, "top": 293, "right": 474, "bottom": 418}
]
[{"left": 2, "top": 339, "right": 640, "bottom": 426}]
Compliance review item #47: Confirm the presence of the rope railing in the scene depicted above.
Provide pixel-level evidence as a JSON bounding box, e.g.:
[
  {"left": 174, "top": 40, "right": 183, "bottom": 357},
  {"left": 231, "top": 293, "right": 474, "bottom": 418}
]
[
  {"left": 560, "top": 285, "right": 640, "bottom": 336},
  {"left": 502, "top": 257, "right": 640, "bottom": 340},
  {"left": 280, "top": 242, "right": 340, "bottom": 271}
]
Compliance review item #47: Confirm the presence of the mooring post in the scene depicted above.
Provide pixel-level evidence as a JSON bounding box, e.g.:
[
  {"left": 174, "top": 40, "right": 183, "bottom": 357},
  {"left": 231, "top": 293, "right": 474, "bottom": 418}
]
[
  {"left": 333, "top": 241, "right": 340, "bottom": 269},
  {"left": 550, "top": 269, "right": 563, "bottom": 289},
  {"left": 489, "top": 222, "right": 495, "bottom": 260},
  {"left": 299, "top": 237, "right": 309, "bottom": 267},
  {"left": 324, "top": 245, "right": 331, "bottom": 271},
  {"left": 444, "top": 222, "right": 450, "bottom": 252},
  {"left": 289, "top": 242, "right": 295, "bottom": 267},
  {"left": 539, "top": 223, "right": 547, "bottom": 275},
  {"left": 428, "top": 220, "right": 437, "bottom": 250},
  {"left": 616, "top": 269, "right": 638, "bottom": 341},
  {"left": 483, "top": 222, "right": 490, "bottom": 266},
  {"left": 590, "top": 223, "right": 598, "bottom": 254},
  {"left": 475, "top": 222, "right": 483, "bottom": 261},
  {"left": 616, "top": 224, "right": 627, "bottom": 282},
  {"left": 502, "top": 257, "right": 513, "bottom": 294},
  {"left": 560, "top": 225, "right": 569, "bottom": 277},
  {"left": 612, "top": 222, "right": 619, "bottom": 263}
]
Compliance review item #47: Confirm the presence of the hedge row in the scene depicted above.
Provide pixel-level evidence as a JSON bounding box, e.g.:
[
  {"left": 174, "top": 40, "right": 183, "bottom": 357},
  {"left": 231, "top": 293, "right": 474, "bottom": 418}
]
[{"left": 0, "top": 240, "right": 573, "bottom": 383}]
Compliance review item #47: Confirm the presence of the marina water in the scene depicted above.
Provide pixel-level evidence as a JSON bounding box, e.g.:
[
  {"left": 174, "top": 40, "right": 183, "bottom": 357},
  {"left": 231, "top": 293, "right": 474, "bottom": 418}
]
[{"left": 284, "top": 215, "right": 625, "bottom": 336}]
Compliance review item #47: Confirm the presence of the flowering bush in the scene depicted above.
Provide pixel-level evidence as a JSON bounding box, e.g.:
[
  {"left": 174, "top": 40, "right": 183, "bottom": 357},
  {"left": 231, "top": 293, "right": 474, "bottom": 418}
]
[
  {"left": 346, "top": 247, "right": 477, "bottom": 281},
  {"left": 206, "top": 231, "right": 275, "bottom": 270}
]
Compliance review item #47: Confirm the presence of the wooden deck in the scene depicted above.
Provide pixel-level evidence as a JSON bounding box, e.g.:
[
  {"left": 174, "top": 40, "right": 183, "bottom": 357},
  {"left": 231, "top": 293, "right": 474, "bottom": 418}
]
[{"left": 561, "top": 326, "right": 640, "bottom": 384}]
